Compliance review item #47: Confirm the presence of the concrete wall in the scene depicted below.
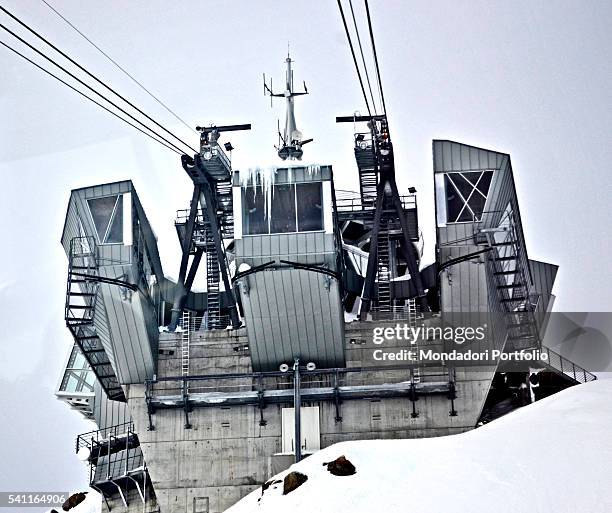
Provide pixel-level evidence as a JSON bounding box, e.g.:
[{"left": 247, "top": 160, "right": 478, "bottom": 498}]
[{"left": 127, "top": 319, "right": 496, "bottom": 513}]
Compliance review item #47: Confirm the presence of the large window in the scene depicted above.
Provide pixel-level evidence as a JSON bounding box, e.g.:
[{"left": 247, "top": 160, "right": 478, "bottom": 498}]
[
  {"left": 271, "top": 184, "right": 297, "bottom": 233},
  {"left": 242, "top": 186, "right": 267, "bottom": 235},
  {"left": 444, "top": 171, "right": 493, "bottom": 223},
  {"left": 87, "top": 195, "right": 123, "bottom": 243},
  {"left": 296, "top": 182, "right": 324, "bottom": 231},
  {"left": 59, "top": 345, "right": 95, "bottom": 394},
  {"left": 242, "top": 182, "right": 323, "bottom": 235}
]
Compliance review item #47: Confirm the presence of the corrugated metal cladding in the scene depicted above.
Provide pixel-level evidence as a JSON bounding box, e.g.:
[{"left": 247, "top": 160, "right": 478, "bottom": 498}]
[
  {"left": 239, "top": 268, "right": 345, "bottom": 371},
  {"left": 62, "top": 180, "right": 160, "bottom": 387},
  {"left": 433, "top": 140, "right": 531, "bottom": 283},
  {"left": 433, "top": 141, "right": 558, "bottom": 353},
  {"left": 234, "top": 165, "right": 345, "bottom": 371},
  {"left": 99, "top": 266, "right": 156, "bottom": 384},
  {"left": 529, "top": 259, "right": 558, "bottom": 311},
  {"left": 236, "top": 232, "right": 336, "bottom": 267},
  {"left": 93, "top": 381, "right": 130, "bottom": 430},
  {"left": 434, "top": 141, "right": 515, "bottom": 312}
]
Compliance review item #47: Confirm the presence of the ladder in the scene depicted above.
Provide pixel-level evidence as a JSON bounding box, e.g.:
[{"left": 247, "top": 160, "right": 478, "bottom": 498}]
[
  {"left": 406, "top": 298, "right": 418, "bottom": 326},
  {"left": 204, "top": 228, "right": 230, "bottom": 330},
  {"left": 181, "top": 310, "right": 190, "bottom": 376},
  {"left": 375, "top": 222, "right": 392, "bottom": 312}
]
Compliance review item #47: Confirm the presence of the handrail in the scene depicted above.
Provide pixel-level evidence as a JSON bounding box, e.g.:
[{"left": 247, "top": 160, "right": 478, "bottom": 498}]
[
  {"left": 76, "top": 420, "right": 135, "bottom": 452},
  {"left": 147, "top": 363, "right": 452, "bottom": 386},
  {"left": 336, "top": 194, "right": 416, "bottom": 212},
  {"left": 539, "top": 345, "right": 596, "bottom": 384}
]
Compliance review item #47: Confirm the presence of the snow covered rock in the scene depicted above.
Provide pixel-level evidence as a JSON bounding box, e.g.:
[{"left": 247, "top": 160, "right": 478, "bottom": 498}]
[
  {"left": 323, "top": 456, "right": 356, "bottom": 476},
  {"left": 61, "top": 492, "right": 87, "bottom": 511},
  {"left": 282, "top": 471, "right": 308, "bottom": 495}
]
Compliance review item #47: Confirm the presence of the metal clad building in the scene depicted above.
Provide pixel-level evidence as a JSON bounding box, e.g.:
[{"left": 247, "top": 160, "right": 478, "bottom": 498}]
[
  {"left": 60, "top": 180, "right": 161, "bottom": 388},
  {"left": 53, "top": 143, "right": 596, "bottom": 513},
  {"left": 233, "top": 166, "right": 346, "bottom": 371}
]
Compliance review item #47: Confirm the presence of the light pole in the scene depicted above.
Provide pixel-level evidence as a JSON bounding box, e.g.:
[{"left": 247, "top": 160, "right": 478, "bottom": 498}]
[{"left": 293, "top": 357, "right": 302, "bottom": 463}]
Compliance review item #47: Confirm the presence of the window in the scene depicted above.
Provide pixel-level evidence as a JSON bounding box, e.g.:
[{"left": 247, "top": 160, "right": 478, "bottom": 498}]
[
  {"left": 296, "top": 182, "right": 323, "bottom": 231},
  {"left": 242, "top": 186, "right": 267, "bottom": 235},
  {"left": 271, "top": 184, "right": 296, "bottom": 233},
  {"left": 444, "top": 171, "right": 493, "bottom": 223},
  {"left": 87, "top": 195, "right": 123, "bottom": 243},
  {"left": 242, "top": 182, "right": 324, "bottom": 235},
  {"left": 59, "top": 345, "right": 95, "bottom": 394}
]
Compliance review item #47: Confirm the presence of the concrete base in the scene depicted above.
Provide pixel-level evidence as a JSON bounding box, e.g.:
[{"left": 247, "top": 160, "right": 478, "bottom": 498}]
[{"left": 124, "top": 320, "right": 498, "bottom": 513}]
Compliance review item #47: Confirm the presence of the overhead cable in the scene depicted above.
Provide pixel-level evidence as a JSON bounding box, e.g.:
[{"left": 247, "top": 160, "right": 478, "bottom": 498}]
[
  {"left": 348, "top": 0, "right": 378, "bottom": 115},
  {"left": 337, "top": 0, "right": 373, "bottom": 117},
  {"left": 0, "top": 39, "right": 183, "bottom": 155},
  {"left": 0, "top": 22, "right": 190, "bottom": 155},
  {"left": 39, "top": 0, "right": 197, "bottom": 135},
  {"left": 364, "top": 0, "right": 387, "bottom": 115},
  {"left": 0, "top": 5, "right": 197, "bottom": 153}
]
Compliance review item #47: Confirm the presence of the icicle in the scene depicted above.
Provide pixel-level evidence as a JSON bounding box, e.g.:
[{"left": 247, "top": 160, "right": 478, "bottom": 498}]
[
  {"left": 242, "top": 166, "right": 277, "bottom": 221},
  {"left": 240, "top": 163, "right": 322, "bottom": 222}
]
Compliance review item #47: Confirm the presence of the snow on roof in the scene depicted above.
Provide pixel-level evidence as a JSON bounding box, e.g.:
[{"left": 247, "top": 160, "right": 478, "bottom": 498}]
[{"left": 227, "top": 380, "right": 612, "bottom": 513}]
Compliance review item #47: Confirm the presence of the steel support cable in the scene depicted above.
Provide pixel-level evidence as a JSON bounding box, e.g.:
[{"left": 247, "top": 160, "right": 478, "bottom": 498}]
[
  {"left": 39, "top": 0, "right": 196, "bottom": 135},
  {"left": 348, "top": 0, "right": 378, "bottom": 115},
  {"left": 0, "top": 23, "right": 189, "bottom": 155},
  {"left": 337, "top": 0, "right": 372, "bottom": 117},
  {"left": 364, "top": 0, "right": 387, "bottom": 115},
  {"left": 0, "top": 39, "right": 182, "bottom": 155},
  {"left": 0, "top": 5, "right": 197, "bottom": 154}
]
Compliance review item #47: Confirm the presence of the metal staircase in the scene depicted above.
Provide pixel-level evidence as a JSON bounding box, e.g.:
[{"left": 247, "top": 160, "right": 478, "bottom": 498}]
[
  {"left": 482, "top": 211, "right": 540, "bottom": 351},
  {"left": 65, "top": 237, "right": 125, "bottom": 402},
  {"left": 482, "top": 215, "right": 596, "bottom": 385},
  {"left": 354, "top": 131, "right": 378, "bottom": 208}
]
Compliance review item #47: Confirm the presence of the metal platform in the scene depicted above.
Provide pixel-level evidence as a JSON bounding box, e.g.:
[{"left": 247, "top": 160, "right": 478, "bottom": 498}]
[{"left": 144, "top": 365, "right": 457, "bottom": 429}]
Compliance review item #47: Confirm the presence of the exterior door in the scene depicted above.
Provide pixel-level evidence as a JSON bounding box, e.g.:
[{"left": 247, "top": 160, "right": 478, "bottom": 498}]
[{"left": 281, "top": 406, "right": 320, "bottom": 453}]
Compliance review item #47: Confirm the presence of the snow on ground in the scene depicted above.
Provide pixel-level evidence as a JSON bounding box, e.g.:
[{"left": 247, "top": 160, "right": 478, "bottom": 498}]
[{"left": 227, "top": 380, "right": 612, "bottom": 513}]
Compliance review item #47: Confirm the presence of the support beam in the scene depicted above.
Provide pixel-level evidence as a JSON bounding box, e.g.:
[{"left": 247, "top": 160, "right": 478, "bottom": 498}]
[
  {"left": 196, "top": 156, "right": 240, "bottom": 328},
  {"left": 359, "top": 179, "right": 386, "bottom": 316},
  {"left": 388, "top": 179, "right": 427, "bottom": 310},
  {"left": 169, "top": 184, "right": 201, "bottom": 330}
]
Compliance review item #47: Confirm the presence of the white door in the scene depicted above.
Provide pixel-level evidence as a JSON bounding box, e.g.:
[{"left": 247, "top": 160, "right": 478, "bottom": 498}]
[{"left": 281, "top": 406, "right": 320, "bottom": 453}]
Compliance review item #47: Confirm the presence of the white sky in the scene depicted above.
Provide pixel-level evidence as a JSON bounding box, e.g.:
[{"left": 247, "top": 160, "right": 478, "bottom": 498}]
[{"left": 0, "top": 0, "right": 611, "bottom": 506}]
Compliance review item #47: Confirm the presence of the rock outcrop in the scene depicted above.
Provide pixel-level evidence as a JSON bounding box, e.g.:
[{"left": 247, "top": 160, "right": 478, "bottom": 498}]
[
  {"left": 283, "top": 471, "right": 309, "bottom": 495},
  {"left": 323, "top": 455, "right": 356, "bottom": 476}
]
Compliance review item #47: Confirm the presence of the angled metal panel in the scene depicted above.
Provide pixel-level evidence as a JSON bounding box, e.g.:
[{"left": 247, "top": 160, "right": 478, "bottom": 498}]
[{"left": 239, "top": 268, "right": 345, "bottom": 371}]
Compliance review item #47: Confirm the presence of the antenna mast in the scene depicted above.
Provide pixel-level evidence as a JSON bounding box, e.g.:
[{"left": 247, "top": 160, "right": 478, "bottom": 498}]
[{"left": 263, "top": 51, "right": 312, "bottom": 160}]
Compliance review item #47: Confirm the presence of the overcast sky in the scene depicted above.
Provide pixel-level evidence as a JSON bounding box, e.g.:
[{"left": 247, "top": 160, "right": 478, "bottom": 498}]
[{"left": 0, "top": 0, "right": 611, "bottom": 509}]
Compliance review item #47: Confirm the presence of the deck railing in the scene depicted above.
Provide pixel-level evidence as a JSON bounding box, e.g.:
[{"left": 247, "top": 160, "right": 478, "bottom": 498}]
[{"left": 540, "top": 345, "right": 596, "bottom": 384}]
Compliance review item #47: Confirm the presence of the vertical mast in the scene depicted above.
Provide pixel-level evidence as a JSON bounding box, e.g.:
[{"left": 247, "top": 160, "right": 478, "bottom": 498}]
[
  {"left": 264, "top": 51, "right": 312, "bottom": 160},
  {"left": 284, "top": 54, "right": 298, "bottom": 148}
]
